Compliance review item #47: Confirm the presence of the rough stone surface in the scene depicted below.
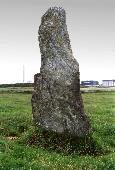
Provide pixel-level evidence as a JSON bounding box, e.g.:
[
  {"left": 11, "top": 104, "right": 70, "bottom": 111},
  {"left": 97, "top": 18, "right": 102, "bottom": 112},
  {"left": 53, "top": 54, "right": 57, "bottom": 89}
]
[{"left": 32, "top": 7, "right": 90, "bottom": 137}]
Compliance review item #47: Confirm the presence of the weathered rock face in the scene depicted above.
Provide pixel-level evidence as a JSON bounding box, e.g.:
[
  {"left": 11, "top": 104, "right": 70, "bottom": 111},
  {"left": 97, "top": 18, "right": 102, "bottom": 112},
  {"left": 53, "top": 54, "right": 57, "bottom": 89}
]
[{"left": 32, "top": 7, "right": 90, "bottom": 137}]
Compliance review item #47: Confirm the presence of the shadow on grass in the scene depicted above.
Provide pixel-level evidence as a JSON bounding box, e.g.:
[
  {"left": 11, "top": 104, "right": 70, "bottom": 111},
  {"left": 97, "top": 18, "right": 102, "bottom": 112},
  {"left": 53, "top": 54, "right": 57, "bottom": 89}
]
[{"left": 20, "top": 127, "right": 108, "bottom": 156}]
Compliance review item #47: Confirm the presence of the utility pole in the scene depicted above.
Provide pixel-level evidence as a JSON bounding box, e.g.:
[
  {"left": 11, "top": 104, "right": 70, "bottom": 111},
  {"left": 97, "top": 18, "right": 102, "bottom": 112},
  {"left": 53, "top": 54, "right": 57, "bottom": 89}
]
[{"left": 23, "top": 65, "right": 25, "bottom": 83}]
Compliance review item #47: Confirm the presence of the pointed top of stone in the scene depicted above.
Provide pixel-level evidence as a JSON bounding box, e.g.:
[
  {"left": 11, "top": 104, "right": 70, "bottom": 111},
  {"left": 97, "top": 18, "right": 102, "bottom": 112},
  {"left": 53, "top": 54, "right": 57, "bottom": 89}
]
[{"left": 41, "top": 6, "right": 66, "bottom": 24}]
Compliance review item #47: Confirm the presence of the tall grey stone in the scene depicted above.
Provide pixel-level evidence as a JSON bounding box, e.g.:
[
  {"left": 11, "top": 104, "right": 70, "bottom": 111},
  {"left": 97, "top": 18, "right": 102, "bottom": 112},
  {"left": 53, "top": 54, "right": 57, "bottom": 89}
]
[{"left": 32, "top": 7, "right": 90, "bottom": 137}]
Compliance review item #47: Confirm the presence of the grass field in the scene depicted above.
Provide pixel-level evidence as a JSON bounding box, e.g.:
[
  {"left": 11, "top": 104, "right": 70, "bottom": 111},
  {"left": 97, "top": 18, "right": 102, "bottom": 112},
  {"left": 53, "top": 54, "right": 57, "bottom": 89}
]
[{"left": 0, "top": 90, "right": 115, "bottom": 169}]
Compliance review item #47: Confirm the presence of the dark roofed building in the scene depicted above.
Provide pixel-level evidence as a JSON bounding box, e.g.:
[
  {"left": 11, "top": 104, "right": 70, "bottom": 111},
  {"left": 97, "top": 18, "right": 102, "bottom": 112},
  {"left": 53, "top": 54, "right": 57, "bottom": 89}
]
[{"left": 81, "top": 80, "right": 99, "bottom": 87}]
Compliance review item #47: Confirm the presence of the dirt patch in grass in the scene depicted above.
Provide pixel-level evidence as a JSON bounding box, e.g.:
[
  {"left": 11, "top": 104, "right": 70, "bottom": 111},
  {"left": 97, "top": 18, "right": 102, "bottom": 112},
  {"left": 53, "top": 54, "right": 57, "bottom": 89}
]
[{"left": 7, "top": 136, "right": 18, "bottom": 140}]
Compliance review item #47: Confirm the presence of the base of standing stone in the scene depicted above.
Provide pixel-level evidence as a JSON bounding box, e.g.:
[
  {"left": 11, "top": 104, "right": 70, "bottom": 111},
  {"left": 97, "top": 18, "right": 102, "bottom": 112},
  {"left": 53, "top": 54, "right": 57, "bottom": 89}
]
[{"left": 32, "top": 73, "right": 90, "bottom": 137}]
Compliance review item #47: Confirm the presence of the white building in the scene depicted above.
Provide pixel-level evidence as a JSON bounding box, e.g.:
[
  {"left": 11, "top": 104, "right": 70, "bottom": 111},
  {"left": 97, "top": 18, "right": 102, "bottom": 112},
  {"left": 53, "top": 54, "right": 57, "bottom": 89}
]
[{"left": 102, "top": 80, "right": 115, "bottom": 87}]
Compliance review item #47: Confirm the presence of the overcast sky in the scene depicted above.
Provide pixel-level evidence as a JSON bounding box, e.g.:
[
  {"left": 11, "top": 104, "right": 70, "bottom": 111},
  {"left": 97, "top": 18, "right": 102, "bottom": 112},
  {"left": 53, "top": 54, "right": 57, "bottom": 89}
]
[{"left": 0, "top": 0, "right": 115, "bottom": 83}]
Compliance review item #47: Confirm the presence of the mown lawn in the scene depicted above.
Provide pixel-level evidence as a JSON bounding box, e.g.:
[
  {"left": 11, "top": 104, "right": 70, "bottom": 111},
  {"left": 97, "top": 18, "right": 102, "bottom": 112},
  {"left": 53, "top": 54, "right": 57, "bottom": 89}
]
[{"left": 0, "top": 91, "right": 115, "bottom": 170}]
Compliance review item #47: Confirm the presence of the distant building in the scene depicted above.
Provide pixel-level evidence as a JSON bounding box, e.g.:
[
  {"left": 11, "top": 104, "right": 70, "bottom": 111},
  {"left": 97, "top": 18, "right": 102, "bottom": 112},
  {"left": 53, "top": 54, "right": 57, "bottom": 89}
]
[
  {"left": 27, "top": 80, "right": 32, "bottom": 83},
  {"left": 102, "top": 80, "right": 115, "bottom": 87},
  {"left": 81, "top": 80, "right": 99, "bottom": 87}
]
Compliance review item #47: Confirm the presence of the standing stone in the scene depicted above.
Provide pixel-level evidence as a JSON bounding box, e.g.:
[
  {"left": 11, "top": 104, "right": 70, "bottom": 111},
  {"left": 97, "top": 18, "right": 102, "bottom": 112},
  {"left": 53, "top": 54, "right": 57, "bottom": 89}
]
[{"left": 32, "top": 7, "right": 90, "bottom": 137}]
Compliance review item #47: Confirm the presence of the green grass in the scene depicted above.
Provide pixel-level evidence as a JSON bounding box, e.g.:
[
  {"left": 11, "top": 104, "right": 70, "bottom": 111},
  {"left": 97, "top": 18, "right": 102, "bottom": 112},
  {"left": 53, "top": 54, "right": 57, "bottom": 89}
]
[{"left": 0, "top": 91, "right": 115, "bottom": 169}]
